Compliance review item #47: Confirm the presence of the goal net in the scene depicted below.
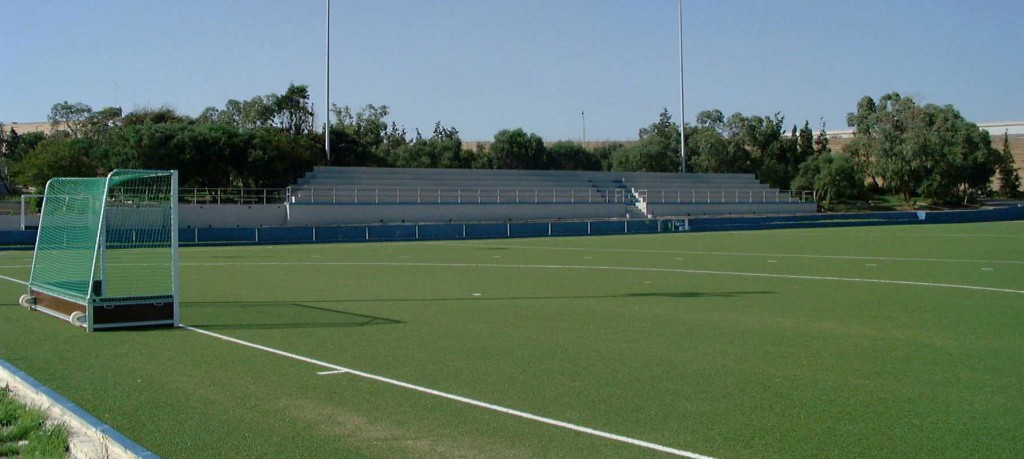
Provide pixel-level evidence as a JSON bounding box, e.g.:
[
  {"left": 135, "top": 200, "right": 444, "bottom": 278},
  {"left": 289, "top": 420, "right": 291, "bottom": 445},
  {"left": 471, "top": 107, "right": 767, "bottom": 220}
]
[{"left": 24, "top": 169, "right": 179, "bottom": 331}]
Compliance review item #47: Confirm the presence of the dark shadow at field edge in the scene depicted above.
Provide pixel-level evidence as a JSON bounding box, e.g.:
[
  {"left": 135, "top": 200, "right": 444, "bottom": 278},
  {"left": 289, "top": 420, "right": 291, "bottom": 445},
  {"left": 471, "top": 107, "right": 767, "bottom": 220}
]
[
  {"left": 186, "top": 302, "right": 404, "bottom": 331},
  {"left": 185, "top": 290, "right": 773, "bottom": 309}
]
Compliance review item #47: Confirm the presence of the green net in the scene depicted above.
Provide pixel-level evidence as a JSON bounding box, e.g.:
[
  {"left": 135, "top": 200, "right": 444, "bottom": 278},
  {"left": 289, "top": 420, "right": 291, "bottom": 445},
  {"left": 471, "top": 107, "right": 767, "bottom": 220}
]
[
  {"left": 29, "top": 170, "right": 176, "bottom": 305},
  {"left": 29, "top": 178, "right": 106, "bottom": 303}
]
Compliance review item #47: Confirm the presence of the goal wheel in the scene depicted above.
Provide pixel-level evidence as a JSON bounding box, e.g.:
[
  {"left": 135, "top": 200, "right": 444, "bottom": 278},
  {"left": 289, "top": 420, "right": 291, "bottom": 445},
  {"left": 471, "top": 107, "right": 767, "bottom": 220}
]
[
  {"left": 69, "top": 312, "right": 87, "bottom": 327},
  {"left": 19, "top": 294, "right": 36, "bottom": 308}
]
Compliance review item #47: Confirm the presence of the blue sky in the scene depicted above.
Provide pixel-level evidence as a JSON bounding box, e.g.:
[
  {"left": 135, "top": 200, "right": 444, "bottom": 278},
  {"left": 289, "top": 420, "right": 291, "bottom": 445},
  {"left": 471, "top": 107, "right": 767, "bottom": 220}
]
[{"left": 2, "top": 0, "right": 1021, "bottom": 141}]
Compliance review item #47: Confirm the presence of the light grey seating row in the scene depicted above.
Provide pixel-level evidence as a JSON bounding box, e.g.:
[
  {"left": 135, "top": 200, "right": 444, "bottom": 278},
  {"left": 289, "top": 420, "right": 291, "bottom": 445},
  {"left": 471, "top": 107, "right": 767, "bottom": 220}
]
[
  {"left": 287, "top": 187, "right": 628, "bottom": 205},
  {"left": 297, "top": 167, "right": 769, "bottom": 191},
  {"left": 296, "top": 179, "right": 619, "bottom": 189},
  {"left": 283, "top": 167, "right": 816, "bottom": 224},
  {"left": 303, "top": 167, "right": 759, "bottom": 184}
]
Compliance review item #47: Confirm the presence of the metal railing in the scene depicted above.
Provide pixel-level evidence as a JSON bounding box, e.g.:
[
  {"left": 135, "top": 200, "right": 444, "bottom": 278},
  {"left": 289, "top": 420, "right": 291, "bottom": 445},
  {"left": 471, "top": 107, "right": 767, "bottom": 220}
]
[
  {"left": 635, "top": 189, "right": 813, "bottom": 204},
  {"left": 179, "top": 188, "right": 286, "bottom": 205},
  {"left": 286, "top": 187, "right": 632, "bottom": 204},
  {"left": 19, "top": 186, "right": 811, "bottom": 209}
]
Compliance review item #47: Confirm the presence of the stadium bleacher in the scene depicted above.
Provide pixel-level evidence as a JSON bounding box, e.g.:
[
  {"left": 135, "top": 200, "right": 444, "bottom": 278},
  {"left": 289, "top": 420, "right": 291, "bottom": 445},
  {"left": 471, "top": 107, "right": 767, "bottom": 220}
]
[{"left": 285, "top": 167, "right": 816, "bottom": 225}]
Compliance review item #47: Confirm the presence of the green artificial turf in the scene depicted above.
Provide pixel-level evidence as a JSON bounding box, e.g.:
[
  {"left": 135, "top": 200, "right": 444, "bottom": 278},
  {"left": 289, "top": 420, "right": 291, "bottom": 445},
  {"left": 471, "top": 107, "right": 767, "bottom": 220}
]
[{"left": 0, "top": 221, "right": 1022, "bottom": 458}]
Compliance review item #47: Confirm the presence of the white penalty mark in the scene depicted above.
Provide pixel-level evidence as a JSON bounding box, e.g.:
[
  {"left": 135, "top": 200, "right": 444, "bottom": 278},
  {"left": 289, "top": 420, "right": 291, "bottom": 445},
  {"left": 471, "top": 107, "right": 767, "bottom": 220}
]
[{"left": 317, "top": 370, "right": 349, "bottom": 376}]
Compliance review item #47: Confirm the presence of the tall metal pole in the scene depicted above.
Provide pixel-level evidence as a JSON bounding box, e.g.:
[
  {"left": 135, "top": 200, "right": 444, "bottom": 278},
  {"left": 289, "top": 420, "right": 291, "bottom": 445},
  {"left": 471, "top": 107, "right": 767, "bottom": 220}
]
[
  {"left": 677, "top": 0, "right": 686, "bottom": 173},
  {"left": 325, "top": 0, "right": 331, "bottom": 165},
  {"left": 581, "top": 111, "right": 586, "bottom": 148}
]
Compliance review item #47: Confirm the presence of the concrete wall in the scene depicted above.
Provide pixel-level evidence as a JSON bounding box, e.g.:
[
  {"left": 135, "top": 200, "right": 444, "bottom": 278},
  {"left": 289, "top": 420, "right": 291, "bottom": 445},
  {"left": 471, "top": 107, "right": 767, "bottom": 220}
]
[
  {"left": 647, "top": 202, "right": 817, "bottom": 217},
  {"left": 180, "top": 204, "right": 287, "bottom": 228},
  {"left": 0, "top": 215, "right": 38, "bottom": 231},
  {"left": 286, "top": 203, "right": 630, "bottom": 226}
]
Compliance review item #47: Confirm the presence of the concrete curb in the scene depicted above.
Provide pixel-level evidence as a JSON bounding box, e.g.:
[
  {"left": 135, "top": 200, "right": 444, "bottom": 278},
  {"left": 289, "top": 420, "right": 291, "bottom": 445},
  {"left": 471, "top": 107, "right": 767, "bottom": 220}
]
[{"left": 0, "top": 357, "right": 158, "bottom": 459}]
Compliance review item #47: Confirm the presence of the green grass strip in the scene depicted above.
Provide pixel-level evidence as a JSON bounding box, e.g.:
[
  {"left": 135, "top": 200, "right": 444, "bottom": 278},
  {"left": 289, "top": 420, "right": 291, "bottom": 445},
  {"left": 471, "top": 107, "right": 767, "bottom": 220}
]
[{"left": 0, "top": 386, "right": 68, "bottom": 457}]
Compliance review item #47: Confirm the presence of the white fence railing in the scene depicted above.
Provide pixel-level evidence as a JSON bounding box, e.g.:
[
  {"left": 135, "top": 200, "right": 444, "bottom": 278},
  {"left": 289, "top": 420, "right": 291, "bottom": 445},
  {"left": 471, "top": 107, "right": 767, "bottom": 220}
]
[{"left": 179, "top": 188, "right": 286, "bottom": 205}]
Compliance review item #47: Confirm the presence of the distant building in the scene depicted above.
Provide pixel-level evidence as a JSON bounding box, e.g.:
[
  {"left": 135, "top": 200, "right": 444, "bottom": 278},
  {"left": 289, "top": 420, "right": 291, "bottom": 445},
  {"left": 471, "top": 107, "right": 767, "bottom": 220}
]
[
  {"left": 2, "top": 121, "right": 52, "bottom": 135},
  {"left": 823, "top": 121, "right": 1024, "bottom": 140}
]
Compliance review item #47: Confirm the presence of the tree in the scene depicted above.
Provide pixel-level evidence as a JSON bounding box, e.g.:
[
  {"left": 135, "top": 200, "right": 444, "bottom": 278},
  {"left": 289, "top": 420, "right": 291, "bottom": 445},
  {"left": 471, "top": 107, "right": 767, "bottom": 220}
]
[
  {"left": 845, "top": 92, "right": 1003, "bottom": 203},
  {"left": 915, "top": 105, "right": 1001, "bottom": 204},
  {"left": 685, "top": 125, "right": 751, "bottom": 173},
  {"left": 218, "top": 97, "right": 274, "bottom": 128},
  {"left": 547, "top": 141, "right": 601, "bottom": 171},
  {"left": 792, "top": 153, "right": 864, "bottom": 204},
  {"left": 329, "top": 104, "right": 392, "bottom": 166},
  {"left": 0, "top": 124, "right": 10, "bottom": 193},
  {"left": 695, "top": 109, "right": 726, "bottom": 133},
  {"left": 80, "top": 106, "right": 124, "bottom": 139},
  {"left": 844, "top": 96, "right": 882, "bottom": 187},
  {"left": 243, "top": 127, "right": 319, "bottom": 187},
  {"left": 590, "top": 142, "right": 625, "bottom": 171},
  {"left": 10, "top": 137, "right": 97, "bottom": 189},
  {"left": 726, "top": 112, "right": 793, "bottom": 187},
  {"left": 48, "top": 101, "right": 93, "bottom": 137},
  {"left": 813, "top": 119, "right": 831, "bottom": 156},
  {"left": 270, "top": 84, "right": 316, "bottom": 136},
  {"left": 794, "top": 121, "right": 815, "bottom": 176},
  {"left": 489, "top": 128, "right": 548, "bottom": 170},
  {"left": 613, "top": 109, "right": 681, "bottom": 172},
  {"left": 430, "top": 122, "right": 469, "bottom": 169},
  {"left": 121, "top": 106, "right": 186, "bottom": 126},
  {"left": 997, "top": 133, "right": 1021, "bottom": 197}
]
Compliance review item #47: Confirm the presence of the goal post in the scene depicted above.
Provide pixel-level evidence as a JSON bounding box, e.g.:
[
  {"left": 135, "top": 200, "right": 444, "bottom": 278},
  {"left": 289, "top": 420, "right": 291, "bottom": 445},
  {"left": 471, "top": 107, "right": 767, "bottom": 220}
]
[{"left": 22, "top": 169, "right": 179, "bottom": 332}]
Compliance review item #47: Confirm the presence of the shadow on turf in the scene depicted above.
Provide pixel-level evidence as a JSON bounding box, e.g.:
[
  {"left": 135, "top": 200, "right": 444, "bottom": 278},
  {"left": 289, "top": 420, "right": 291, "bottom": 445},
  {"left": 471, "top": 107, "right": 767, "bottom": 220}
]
[
  {"left": 624, "top": 291, "right": 772, "bottom": 299},
  {"left": 186, "top": 302, "right": 404, "bottom": 331}
]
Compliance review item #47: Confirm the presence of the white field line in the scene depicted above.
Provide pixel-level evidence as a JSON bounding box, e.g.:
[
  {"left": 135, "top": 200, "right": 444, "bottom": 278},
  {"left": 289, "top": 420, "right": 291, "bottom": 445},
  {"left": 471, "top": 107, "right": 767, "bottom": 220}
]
[
  {"left": 4, "top": 260, "right": 1019, "bottom": 295},
  {"left": 0, "top": 274, "right": 28, "bottom": 285},
  {"left": 184, "top": 261, "right": 1024, "bottom": 295},
  {"left": 718, "top": 230, "right": 1024, "bottom": 238},
  {"left": 0, "top": 273, "right": 714, "bottom": 458},
  {"left": 183, "top": 325, "right": 715, "bottom": 459},
  {"left": 427, "top": 242, "right": 1024, "bottom": 265}
]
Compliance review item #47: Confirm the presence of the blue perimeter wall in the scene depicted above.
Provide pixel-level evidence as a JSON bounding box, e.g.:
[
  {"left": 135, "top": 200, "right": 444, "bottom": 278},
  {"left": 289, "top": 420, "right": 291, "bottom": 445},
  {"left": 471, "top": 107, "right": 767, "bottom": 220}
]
[{"left": 2, "top": 207, "right": 1021, "bottom": 247}]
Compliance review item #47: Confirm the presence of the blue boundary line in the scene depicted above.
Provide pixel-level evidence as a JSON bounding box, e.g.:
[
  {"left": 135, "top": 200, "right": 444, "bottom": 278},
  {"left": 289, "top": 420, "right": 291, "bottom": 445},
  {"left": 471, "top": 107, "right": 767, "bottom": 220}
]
[{"left": 0, "top": 357, "right": 159, "bottom": 459}]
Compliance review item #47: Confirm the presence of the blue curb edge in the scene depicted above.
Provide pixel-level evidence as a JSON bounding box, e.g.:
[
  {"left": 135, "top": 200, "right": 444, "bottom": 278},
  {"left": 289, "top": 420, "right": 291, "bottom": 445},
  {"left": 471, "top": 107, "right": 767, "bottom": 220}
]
[{"left": 0, "top": 357, "right": 159, "bottom": 458}]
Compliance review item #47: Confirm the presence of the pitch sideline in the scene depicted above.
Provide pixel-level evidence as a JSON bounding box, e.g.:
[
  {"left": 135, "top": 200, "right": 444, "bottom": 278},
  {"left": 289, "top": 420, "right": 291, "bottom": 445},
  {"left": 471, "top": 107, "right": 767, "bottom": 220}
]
[
  {"left": 0, "top": 274, "right": 715, "bottom": 458},
  {"left": 183, "top": 325, "right": 716, "bottom": 459}
]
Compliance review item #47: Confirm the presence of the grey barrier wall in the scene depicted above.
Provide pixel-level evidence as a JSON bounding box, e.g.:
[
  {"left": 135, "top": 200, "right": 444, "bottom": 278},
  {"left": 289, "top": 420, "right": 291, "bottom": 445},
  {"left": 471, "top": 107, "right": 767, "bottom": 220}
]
[
  {"left": 0, "top": 215, "right": 39, "bottom": 231},
  {"left": 285, "top": 203, "right": 630, "bottom": 226},
  {"left": 180, "top": 205, "right": 287, "bottom": 228},
  {"left": 3, "top": 207, "right": 1022, "bottom": 248},
  {"left": 647, "top": 202, "right": 817, "bottom": 217}
]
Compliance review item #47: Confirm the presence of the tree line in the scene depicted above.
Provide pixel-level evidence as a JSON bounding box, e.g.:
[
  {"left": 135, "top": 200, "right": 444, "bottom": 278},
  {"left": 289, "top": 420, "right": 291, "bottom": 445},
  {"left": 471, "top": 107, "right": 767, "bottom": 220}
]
[{"left": 0, "top": 85, "right": 1019, "bottom": 205}]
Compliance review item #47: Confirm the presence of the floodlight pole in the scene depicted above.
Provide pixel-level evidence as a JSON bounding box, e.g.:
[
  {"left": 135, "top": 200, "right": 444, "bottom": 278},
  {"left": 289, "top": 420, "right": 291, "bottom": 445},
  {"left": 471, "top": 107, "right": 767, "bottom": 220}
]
[
  {"left": 325, "top": 0, "right": 332, "bottom": 165},
  {"left": 581, "top": 111, "right": 586, "bottom": 148},
  {"left": 677, "top": 0, "right": 686, "bottom": 174}
]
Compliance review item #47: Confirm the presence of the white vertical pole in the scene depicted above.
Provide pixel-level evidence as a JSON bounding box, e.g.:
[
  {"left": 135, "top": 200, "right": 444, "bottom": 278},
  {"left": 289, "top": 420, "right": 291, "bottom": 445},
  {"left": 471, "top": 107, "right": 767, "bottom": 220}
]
[
  {"left": 171, "top": 171, "right": 180, "bottom": 327},
  {"left": 325, "top": 0, "right": 332, "bottom": 165},
  {"left": 678, "top": 0, "right": 686, "bottom": 174},
  {"left": 581, "top": 111, "right": 586, "bottom": 148}
]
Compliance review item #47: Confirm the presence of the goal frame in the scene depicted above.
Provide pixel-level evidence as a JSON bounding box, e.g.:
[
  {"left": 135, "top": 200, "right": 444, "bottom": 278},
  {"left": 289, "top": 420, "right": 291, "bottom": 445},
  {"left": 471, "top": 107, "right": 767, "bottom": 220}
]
[{"left": 21, "top": 169, "right": 180, "bottom": 332}]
